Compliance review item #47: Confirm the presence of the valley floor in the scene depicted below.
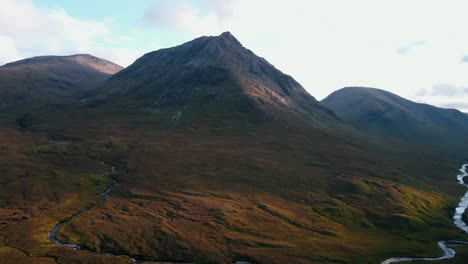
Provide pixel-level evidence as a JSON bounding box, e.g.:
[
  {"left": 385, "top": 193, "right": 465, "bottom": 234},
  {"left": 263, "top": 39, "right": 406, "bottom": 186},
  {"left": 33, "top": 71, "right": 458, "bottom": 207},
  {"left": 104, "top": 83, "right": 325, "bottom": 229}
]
[{"left": 0, "top": 117, "right": 467, "bottom": 264}]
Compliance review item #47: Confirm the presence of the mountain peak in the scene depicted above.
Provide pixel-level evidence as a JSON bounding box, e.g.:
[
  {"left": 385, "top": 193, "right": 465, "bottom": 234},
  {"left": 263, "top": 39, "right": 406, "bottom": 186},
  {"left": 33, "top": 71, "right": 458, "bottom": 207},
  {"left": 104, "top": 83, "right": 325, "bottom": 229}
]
[
  {"left": 95, "top": 33, "right": 337, "bottom": 126},
  {"left": 220, "top": 31, "right": 234, "bottom": 37},
  {"left": 218, "top": 31, "right": 240, "bottom": 43}
]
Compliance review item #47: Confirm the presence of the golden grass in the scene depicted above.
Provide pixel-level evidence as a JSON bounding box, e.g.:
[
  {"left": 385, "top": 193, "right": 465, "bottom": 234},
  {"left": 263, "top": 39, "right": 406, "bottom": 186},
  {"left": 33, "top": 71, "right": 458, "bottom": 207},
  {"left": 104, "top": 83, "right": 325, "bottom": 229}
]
[{"left": 0, "top": 114, "right": 466, "bottom": 263}]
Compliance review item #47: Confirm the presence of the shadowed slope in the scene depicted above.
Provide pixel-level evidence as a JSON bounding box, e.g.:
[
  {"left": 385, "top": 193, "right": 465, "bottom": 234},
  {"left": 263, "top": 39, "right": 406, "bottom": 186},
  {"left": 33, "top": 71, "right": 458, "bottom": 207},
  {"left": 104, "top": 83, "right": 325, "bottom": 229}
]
[
  {"left": 89, "top": 32, "right": 337, "bottom": 127},
  {"left": 322, "top": 86, "right": 468, "bottom": 148}
]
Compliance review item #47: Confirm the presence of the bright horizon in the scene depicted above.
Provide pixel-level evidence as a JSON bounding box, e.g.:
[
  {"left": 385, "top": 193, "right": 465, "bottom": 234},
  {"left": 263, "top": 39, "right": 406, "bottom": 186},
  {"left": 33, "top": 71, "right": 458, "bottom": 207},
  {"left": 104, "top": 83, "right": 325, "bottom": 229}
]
[{"left": 1, "top": 0, "right": 468, "bottom": 112}]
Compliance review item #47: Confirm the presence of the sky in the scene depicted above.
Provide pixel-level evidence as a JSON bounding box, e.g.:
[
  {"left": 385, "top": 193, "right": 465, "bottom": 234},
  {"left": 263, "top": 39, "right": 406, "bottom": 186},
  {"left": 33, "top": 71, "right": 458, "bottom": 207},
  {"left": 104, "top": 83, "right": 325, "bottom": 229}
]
[{"left": 1, "top": 0, "right": 468, "bottom": 112}]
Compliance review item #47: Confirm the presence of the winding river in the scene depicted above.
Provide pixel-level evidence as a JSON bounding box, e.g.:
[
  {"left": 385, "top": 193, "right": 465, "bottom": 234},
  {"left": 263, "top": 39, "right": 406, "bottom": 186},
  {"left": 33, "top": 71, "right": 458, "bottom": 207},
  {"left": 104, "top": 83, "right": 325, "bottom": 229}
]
[{"left": 381, "top": 164, "right": 468, "bottom": 263}]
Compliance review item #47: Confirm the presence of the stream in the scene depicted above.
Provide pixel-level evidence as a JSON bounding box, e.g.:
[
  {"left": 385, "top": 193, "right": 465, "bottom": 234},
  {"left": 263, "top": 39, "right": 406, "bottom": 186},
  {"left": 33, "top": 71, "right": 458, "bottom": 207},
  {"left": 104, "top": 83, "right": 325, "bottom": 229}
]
[
  {"left": 47, "top": 163, "right": 468, "bottom": 263},
  {"left": 381, "top": 164, "right": 468, "bottom": 263},
  {"left": 47, "top": 162, "right": 252, "bottom": 264},
  {"left": 47, "top": 163, "right": 116, "bottom": 250}
]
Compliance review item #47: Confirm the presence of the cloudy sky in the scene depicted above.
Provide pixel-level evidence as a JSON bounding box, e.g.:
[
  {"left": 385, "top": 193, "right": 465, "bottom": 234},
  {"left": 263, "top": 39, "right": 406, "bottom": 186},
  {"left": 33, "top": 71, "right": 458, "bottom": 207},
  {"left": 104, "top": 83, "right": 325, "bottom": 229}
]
[{"left": 2, "top": 0, "right": 468, "bottom": 112}]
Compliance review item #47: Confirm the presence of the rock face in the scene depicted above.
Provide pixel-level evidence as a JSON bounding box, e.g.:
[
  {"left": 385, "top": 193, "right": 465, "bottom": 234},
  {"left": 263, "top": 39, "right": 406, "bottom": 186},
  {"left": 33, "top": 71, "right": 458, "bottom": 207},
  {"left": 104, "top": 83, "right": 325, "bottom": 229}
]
[
  {"left": 91, "top": 32, "right": 337, "bottom": 125},
  {"left": 322, "top": 86, "right": 468, "bottom": 147},
  {"left": 0, "top": 54, "right": 123, "bottom": 108}
]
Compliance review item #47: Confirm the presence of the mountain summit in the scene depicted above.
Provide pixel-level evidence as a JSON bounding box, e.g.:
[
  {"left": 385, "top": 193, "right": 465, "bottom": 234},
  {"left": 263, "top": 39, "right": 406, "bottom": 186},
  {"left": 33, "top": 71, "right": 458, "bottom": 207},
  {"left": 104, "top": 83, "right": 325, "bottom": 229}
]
[{"left": 92, "top": 32, "right": 336, "bottom": 125}]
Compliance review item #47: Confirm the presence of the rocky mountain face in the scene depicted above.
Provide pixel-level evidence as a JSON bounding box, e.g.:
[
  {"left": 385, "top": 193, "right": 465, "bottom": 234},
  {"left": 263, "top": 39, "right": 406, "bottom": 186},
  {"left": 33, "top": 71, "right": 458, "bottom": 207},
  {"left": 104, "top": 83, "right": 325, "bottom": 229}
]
[
  {"left": 0, "top": 54, "right": 122, "bottom": 108},
  {"left": 322, "top": 86, "right": 468, "bottom": 147},
  {"left": 91, "top": 32, "right": 337, "bottom": 126}
]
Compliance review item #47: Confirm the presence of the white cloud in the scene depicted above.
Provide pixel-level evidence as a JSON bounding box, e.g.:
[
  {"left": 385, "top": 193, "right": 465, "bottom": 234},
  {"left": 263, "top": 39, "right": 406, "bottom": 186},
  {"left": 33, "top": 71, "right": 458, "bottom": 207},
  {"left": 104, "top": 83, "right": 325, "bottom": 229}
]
[
  {"left": 92, "top": 47, "right": 143, "bottom": 67},
  {"left": 414, "top": 83, "right": 468, "bottom": 112},
  {"left": 417, "top": 95, "right": 468, "bottom": 112},
  {"left": 142, "top": 0, "right": 235, "bottom": 36},
  {"left": 416, "top": 84, "right": 468, "bottom": 97},
  {"left": 440, "top": 102, "right": 468, "bottom": 111},
  {"left": 462, "top": 55, "right": 468, "bottom": 63},
  {"left": 0, "top": 35, "right": 21, "bottom": 63},
  {"left": 397, "top": 41, "right": 428, "bottom": 55}
]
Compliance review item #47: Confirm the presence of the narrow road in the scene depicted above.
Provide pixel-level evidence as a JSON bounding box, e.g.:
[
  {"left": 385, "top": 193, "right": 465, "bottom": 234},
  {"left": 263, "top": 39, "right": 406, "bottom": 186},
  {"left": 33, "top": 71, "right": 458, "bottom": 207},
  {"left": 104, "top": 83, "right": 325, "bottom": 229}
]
[{"left": 381, "top": 164, "right": 468, "bottom": 263}]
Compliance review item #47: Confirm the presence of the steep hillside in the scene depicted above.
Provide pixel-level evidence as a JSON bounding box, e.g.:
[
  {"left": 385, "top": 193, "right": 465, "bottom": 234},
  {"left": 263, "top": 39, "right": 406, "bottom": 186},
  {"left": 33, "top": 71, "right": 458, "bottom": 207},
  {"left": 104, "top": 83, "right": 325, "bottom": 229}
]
[
  {"left": 322, "top": 86, "right": 468, "bottom": 148},
  {"left": 88, "top": 32, "right": 337, "bottom": 127},
  {"left": 0, "top": 54, "right": 122, "bottom": 108}
]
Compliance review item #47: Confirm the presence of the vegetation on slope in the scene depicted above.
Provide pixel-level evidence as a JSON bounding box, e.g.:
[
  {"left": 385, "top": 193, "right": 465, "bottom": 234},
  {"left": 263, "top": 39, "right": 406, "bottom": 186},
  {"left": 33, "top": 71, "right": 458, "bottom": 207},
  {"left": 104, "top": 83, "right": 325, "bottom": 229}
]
[{"left": 0, "top": 33, "right": 467, "bottom": 264}]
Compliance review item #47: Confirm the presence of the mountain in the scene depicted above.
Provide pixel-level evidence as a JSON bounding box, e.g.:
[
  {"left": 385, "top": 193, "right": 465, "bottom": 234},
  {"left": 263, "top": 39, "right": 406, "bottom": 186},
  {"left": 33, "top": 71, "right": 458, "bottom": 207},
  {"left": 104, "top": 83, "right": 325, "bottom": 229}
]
[
  {"left": 0, "top": 54, "right": 122, "bottom": 108},
  {"left": 0, "top": 34, "right": 467, "bottom": 264},
  {"left": 322, "top": 86, "right": 468, "bottom": 148},
  {"left": 89, "top": 32, "right": 337, "bottom": 126}
]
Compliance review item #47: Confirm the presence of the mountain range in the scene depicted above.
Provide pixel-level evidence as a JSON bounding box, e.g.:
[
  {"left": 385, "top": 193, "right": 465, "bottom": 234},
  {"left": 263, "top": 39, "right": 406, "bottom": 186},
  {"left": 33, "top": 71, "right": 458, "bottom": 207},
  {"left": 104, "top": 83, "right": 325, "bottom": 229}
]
[{"left": 0, "top": 32, "right": 467, "bottom": 264}]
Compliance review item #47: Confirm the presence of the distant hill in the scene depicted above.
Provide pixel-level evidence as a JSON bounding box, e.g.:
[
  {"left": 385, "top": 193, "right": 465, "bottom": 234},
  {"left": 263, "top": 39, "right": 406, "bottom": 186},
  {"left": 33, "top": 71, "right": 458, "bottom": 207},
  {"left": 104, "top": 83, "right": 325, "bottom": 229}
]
[
  {"left": 322, "top": 86, "right": 468, "bottom": 147},
  {"left": 0, "top": 54, "right": 122, "bottom": 108}
]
